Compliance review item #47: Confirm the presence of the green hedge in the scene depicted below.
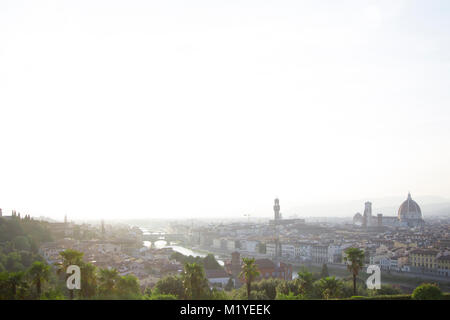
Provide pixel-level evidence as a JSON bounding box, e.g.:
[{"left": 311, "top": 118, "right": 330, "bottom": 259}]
[
  {"left": 349, "top": 294, "right": 411, "bottom": 300},
  {"left": 348, "top": 292, "right": 450, "bottom": 300}
]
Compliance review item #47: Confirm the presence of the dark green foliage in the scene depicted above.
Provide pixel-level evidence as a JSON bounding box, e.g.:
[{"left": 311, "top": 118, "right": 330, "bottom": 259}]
[
  {"left": 276, "top": 292, "right": 304, "bottom": 300},
  {"left": 1, "top": 249, "right": 42, "bottom": 273},
  {"left": 349, "top": 294, "right": 411, "bottom": 300},
  {"left": 40, "top": 288, "right": 66, "bottom": 300},
  {"left": 314, "top": 276, "right": 344, "bottom": 299},
  {"left": 295, "top": 269, "right": 316, "bottom": 298},
  {"left": 13, "top": 236, "right": 31, "bottom": 251},
  {"left": 343, "top": 247, "right": 365, "bottom": 296},
  {"left": 203, "top": 254, "right": 222, "bottom": 269},
  {"left": 276, "top": 279, "right": 302, "bottom": 296},
  {"left": 146, "top": 293, "right": 178, "bottom": 300},
  {"left": 412, "top": 283, "right": 443, "bottom": 300},
  {"left": 0, "top": 217, "right": 53, "bottom": 251},
  {"left": 28, "top": 261, "right": 51, "bottom": 297},
  {"left": 251, "top": 278, "right": 281, "bottom": 300},
  {"left": 154, "top": 275, "right": 184, "bottom": 299},
  {"left": 210, "top": 288, "right": 230, "bottom": 300},
  {"left": 116, "top": 274, "right": 142, "bottom": 299},
  {"left": 97, "top": 268, "right": 120, "bottom": 297},
  {"left": 340, "top": 279, "right": 368, "bottom": 298},
  {"left": 368, "top": 284, "right": 402, "bottom": 296},
  {"left": 224, "top": 277, "right": 234, "bottom": 291},
  {"left": 80, "top": 262, "right": 98, "bottom": 299},
  {"left": 5, "top": 252, "right": 24, "bottom": 272},
  {"left": 229, "top": 287, "right": 247, "bottom": 299},
  {"left": 0, "top": 271, "right": 29, "bottom": 299},
  {"left": 181, "top": 263, "right": 210, "bottom": 299},
  {"left": 250, "top": 290, "right": 269, "bottom": 300},
  {"left": 94, "top": 267, "right": 142, "bottom": 299},
  {"left": 0, "top": 217, "right": 50, "bottom": 274},
  {"left": 239, "top": 257, "right": 261, "bottom": 300}
]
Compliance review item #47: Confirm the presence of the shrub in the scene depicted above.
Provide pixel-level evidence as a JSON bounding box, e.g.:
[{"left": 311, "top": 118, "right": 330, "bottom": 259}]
[
  {"left": 253, "top": 278, "right": 281, "bottom": 299},
  {"left": 210, "top": 288, "right": 230, "bottom": 300},
  {"left": 146, "top": 293, "right": 178, "bottom": 300},
  {"left": 41, "top": 289, "right": 66, "bottom": 300},
  {"left": 276, "top": 292, "right": 304, "bottom": 300},
  {"left": 349, "top": 294, "right": 411, "bottom": 300},
  {"left": 250, "top": 290, "right": 269, "bottom": 300},
  {"left": 369, "top": 284, "right": 402, "bottom": 296},
  {"left": 154, "top": 275, "right": 184, "bottom": 299},
  {"left": 411, "top": 283, "right": 443, "bottom": 300}
]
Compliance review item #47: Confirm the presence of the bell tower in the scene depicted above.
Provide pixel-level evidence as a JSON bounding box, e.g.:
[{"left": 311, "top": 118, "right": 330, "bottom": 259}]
[
  {"left": 273, "top": 198, "right": 281, "bottom": 220},
  {"left": 363, "top": 201, "right": 372, "bottom": 227},
  {"left": 273, "top": 198, "right": 281, "bottom": 260}
]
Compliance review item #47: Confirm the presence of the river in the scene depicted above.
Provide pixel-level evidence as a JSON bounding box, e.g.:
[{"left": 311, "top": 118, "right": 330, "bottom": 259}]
[{"left": 140, "top": 229, "right": 224, "bottom": 266}]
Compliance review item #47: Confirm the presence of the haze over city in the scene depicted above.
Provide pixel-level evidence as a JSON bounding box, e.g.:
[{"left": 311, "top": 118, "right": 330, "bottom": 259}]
[{"left": 1, "top": 0, "right": 450, "bottom": 220}]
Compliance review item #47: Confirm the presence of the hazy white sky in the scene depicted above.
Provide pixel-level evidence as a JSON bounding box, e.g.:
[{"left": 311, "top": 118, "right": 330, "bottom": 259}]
[{"left": 1, "top": 0, "right": 450, "bottom": 220}]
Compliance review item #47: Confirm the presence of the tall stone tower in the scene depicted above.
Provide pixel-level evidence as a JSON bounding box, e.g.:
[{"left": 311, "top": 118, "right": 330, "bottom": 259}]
[
  {"left": 273, "top": 198, "right": 281, "bottom": 259},
  {"left": 363, "top": 202, "right": 372, "bottom": 227},
  {"left": 273, "top": 198, "right": 281, "bottom": 220}
]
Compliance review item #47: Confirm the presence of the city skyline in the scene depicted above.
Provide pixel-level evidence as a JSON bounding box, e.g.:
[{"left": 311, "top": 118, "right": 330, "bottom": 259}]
[
  {"left": 1, "top": 0, "right": 450, "bottom": 220},
  {"left": 1, "top": 192, "right": 449, "bottom": 221}
]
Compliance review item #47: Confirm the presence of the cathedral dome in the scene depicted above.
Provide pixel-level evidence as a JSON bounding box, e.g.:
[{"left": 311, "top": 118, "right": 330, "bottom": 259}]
[
  {"left": 398, "top": 193, "right": 422, "bottom": 221},
  {"left": 353, "top": 212, "right": 363, "bottom": 225}
]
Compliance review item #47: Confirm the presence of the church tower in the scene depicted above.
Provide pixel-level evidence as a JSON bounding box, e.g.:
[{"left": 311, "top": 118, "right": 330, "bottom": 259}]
[
  {"left": 363, "top": 201, "right": 372, "bottom": 227},
  {"left": 273, "top": 198, "right": 281, "bottom": 220},
  {"left": 273, "top": 198, "right": 281, "bottom": 259}
]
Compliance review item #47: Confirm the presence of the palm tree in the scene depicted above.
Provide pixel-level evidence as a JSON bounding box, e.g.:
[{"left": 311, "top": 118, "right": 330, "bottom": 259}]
[
  {"left": 28, "top": 261, "right": 50, "bottom": 298},
  {"left": 344, "top": 247, "right": 365, "bottom": 296},
  {"left": 239, "top": 258, "right": 260, "bottom": 300},
  {"left": 98, "top": 268, "right": 120, "bottom": 297},
  {"left": 181, "top": 263, "right": 208, "bottom": 300},
  {"left": 316, "top": 276, "right": 343, "bottom": 299},
  {"left": 80, "top": 262, "right": 98, "bottom": 299},
  {"left": 8, "top": 272, "right": 26, "bottom": 299},
  {"left": 58, "top": 249, "right": 84, "bottom": 269},
  {"left": 296, "top": 269, "right": 314, "bottom": 297},
  {"left": 56, "top": 249, "right": 84, "bottom": 299}
]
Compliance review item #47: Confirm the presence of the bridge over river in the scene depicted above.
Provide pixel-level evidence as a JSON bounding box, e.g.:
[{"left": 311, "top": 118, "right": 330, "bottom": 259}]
[{"left": 142, "top": 233, "right": 187, "bottom": 243}]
